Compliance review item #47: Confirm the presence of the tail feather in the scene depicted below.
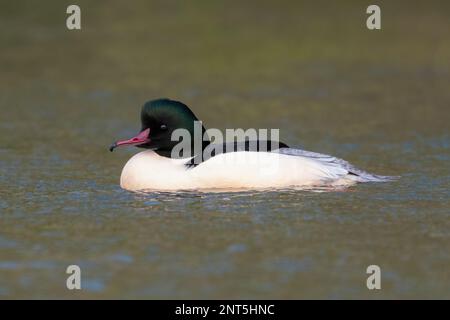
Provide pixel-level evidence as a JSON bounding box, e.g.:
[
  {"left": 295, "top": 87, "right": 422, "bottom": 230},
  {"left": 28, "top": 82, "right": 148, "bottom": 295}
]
[{"left": 348, "top": 169, "right": 399, "bottom": 182}]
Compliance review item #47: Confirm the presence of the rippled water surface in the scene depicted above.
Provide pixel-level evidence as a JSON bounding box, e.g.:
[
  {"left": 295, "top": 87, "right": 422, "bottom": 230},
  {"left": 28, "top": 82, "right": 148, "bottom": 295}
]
[{"left": 0, "top": 1, "right": 449, "bottom": 298}]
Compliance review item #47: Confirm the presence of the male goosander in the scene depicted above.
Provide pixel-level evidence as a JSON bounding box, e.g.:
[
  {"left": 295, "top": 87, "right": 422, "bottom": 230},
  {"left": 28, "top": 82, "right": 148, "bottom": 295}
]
[{"left": 110, "top": 98, "right": 395, "bottom": 191}]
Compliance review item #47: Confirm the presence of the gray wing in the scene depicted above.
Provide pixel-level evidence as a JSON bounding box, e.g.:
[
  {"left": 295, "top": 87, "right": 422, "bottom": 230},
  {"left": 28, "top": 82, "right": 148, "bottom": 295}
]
[{"left": 274, "top": 148, "right": 398, "bottom": 182}]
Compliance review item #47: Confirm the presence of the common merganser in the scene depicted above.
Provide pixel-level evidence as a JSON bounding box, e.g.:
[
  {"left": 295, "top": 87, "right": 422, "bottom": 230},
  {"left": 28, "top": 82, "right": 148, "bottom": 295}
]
[{"left": 110, "top": 98, "right": 396, "bottom": 191}]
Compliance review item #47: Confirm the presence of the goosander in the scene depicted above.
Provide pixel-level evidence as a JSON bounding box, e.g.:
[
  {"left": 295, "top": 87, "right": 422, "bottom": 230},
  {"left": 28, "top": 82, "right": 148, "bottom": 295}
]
[{"left": 110, "top": 99, "right": 395, "bottom": 191}]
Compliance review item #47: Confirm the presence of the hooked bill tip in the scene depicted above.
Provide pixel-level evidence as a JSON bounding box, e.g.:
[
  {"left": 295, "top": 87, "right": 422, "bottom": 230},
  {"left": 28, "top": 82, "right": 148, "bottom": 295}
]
[{"left": 109, "top": 143, "right": 117, "bottom": 152}]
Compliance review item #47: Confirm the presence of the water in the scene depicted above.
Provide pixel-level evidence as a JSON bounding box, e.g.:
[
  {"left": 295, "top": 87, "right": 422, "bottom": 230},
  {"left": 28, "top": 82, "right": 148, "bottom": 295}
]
[{"left": 0, "top": 1, "right": 449, "bottom": 299}]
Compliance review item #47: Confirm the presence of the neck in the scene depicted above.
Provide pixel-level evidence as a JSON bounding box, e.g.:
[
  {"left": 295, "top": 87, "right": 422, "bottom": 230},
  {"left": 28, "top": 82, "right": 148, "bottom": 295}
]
[
  {"left": 155, "top": 140, "right": 211, "bottom": 159},
  {"left": 155, "top": 125, "right": 210, "bottom": 159}
]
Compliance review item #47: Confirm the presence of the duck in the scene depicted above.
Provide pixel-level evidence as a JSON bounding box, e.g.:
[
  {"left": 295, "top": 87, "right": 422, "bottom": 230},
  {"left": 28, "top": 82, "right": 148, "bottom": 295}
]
[{"left": 110, "top": 98, "right": 396, "bottom": 191}]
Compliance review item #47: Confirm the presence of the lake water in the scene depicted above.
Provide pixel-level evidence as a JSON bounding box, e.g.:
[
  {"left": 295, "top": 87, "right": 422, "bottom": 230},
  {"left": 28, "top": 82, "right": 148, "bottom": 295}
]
[{"left": 0, "top": 1, "right": 449, "bottom": 299}]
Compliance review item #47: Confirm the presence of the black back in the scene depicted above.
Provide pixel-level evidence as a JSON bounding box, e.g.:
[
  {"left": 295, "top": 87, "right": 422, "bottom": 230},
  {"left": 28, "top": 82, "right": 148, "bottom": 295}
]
[{"left": 185, "top": 140, "right": 289, "bottom": 168}]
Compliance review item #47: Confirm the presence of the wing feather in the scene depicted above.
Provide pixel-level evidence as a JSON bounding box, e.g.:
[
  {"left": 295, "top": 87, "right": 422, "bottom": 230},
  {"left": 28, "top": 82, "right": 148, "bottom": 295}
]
[{"left": 275, "top": 148, "right": 398, "bottom": 182}]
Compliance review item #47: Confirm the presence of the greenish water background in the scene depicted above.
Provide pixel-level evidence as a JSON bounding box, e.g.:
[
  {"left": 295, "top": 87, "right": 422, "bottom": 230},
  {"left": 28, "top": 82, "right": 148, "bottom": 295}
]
[{"left": 0, "top": 0, "right": 449, "bottom": 298}]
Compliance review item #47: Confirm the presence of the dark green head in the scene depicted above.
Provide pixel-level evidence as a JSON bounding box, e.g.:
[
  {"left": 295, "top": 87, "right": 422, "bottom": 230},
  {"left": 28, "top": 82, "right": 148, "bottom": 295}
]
[{"left": 110, "top": 98, "right": 208, "bottom": 158}]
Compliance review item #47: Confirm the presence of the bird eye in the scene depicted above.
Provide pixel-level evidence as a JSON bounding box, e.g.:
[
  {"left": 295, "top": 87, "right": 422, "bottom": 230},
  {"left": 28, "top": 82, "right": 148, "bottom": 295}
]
[{"left": 160, "top": 124, "right": 167, "bottom": 130}]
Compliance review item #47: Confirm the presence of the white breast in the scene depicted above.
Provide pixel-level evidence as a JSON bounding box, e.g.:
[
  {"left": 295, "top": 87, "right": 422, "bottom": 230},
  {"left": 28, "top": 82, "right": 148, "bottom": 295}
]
[{"left": 119, "top": 150, "right": 358, "bottom": 191}]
